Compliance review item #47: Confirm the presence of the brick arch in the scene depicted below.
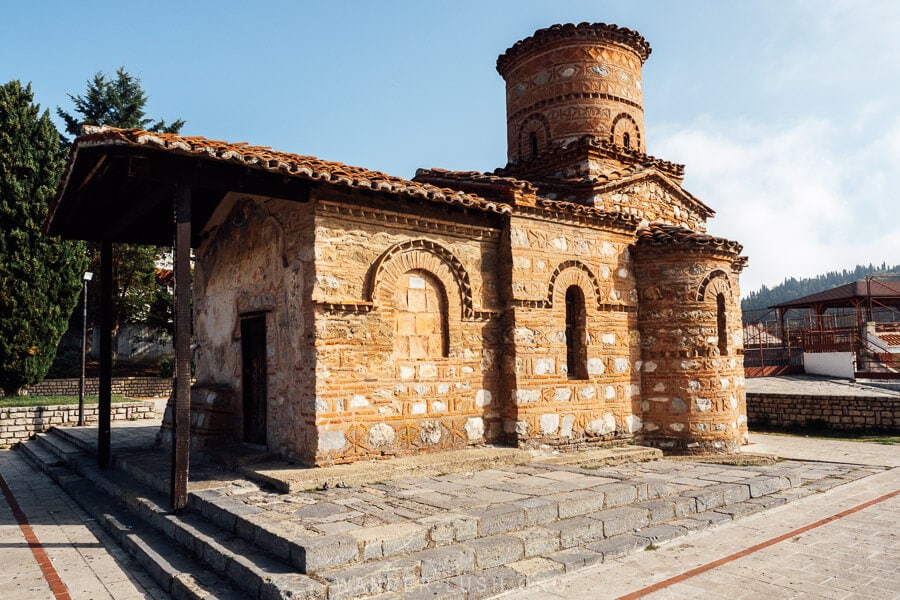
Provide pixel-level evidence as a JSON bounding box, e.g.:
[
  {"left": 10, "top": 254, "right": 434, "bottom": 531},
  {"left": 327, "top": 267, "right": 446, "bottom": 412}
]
[
  {"left": 548, "top": 261, "right": 602, "bottom": 309},
  {"left": 368, "top": 240, "right": 474, "bottom": 319},
  {"left": 696, "top": 269, "right": 732, "bottom": 302},
  {"left": 610, "top": 112, "right": 641, "bottom": 151},
  {"left": 516, "top": 113, "right": 552, "bottom": 160}
]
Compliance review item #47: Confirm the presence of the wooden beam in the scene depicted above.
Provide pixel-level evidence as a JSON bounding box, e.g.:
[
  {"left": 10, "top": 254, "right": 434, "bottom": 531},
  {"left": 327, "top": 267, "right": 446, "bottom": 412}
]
[
  {"left": 98, "top": 240, "right": 112, "bottom": 468},
  {"left": 170, "top": 184, "right": 192, "bottom": 511},
  {"left": 127, "top": 153, "right": 313, "bottom": 202}
]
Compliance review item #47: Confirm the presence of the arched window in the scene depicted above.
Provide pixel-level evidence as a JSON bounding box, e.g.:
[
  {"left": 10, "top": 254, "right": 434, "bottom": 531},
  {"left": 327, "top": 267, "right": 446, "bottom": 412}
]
[
  {"left": 716, "top": 293, "right": 728, "bottom": 356},
  {"left": 565, "top": 286, "right": 587, "bottom": 379},
  {"left": 393, "top": 271, "right": 449, "bottom": 359},
  {"left": 529, "top": 132, "right": 539, "bottom": 158},
  {"left": 622, "top": 132, "right": 631, "bottom": 150}
]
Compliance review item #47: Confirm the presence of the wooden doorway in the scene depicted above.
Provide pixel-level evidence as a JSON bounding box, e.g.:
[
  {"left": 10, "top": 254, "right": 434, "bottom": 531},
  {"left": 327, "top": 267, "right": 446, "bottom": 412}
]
[{"left": 240, "top": 313, "right": 268, "bottom": 446}]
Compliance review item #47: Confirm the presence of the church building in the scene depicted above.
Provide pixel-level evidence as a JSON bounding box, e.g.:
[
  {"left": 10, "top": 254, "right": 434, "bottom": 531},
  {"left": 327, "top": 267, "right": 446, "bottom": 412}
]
[{"left": 49, "top": 23, "right": 749, "bottom": 467}]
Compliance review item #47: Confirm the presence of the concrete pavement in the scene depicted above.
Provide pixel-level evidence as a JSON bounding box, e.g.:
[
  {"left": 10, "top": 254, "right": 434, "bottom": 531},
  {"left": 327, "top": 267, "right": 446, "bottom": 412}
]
[
  {"left": 1, "top": 414, "right": 897, "bottom": 598},
  {"left": 0, "top": 449, "right": 167, "bottom": 599}
]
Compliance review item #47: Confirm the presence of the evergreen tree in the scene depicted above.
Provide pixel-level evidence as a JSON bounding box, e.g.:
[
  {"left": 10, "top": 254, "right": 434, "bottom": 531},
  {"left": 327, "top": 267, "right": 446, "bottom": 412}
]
[
  {"left": 0, "top": 81, "right": 87, "bottom": 396},
  {"left": 57, "top": 68, "right": 183, "bottom": 355}
]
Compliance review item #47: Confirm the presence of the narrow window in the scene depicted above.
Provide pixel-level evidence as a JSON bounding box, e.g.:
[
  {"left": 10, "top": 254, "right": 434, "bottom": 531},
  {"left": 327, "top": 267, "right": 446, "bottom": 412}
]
[
  {"left": 622, "top": 132, "right": 631, "bottom": 150},
  {"left": 566, "top": 286, "right": 587, "bottom": 379},
  {"left": 529, "top": 132, "right": 539, "bottom": 158},
  {"left": 716, "top": 293, "right": 728, "bottom": 356}
]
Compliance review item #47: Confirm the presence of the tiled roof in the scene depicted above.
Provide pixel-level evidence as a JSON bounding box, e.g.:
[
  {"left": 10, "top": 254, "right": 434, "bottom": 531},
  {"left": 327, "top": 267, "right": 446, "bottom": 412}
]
[
  {"left": 497, "top": 22, "right": 652, "bottom": 75},
  {"left": 414, "top": 168, "right": 539, "bottom": 195},
  {"left": 877, "top": 334, "right": 900, "bottom": 347},
  {"left": 636, "top": 223, "right": 743, "bottom": 254},
  {"left": 59, "top": 126, "right": 512, "bottom": 215},
  {"left": 499, "top": 135, "right": 685, "bottom": 180},
  {"left": 414, "top": 168, "right": 639, "bottom": 228},
  {"left": 771, "top": 279, "right": 900, "bottom": 309},
  {"left": 535, "top": 198, "right": 639, "bottom": 228}
]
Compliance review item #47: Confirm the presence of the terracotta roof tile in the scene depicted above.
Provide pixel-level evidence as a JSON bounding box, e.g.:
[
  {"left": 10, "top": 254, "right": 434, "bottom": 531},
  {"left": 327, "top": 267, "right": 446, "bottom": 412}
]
[
  {"left": 64, "top": 126, "right": 512, "bottom": 215},
  {"left": 636, "top": 223, "right": 743, "bottom": 254},
  {"left": 497, "top": 22, "right": 652, "bottom": 75}
]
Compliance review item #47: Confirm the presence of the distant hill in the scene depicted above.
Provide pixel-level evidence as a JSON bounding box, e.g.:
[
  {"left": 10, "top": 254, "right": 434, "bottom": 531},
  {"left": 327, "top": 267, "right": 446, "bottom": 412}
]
[{"left": 741, "top": 263, "right": 900, "bottom": 314}]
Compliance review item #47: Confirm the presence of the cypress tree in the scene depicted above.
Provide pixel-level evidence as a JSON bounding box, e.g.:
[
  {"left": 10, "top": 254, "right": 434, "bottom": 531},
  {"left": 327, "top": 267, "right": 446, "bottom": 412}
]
[{"left": 0, "top": 81, "right": 87, "bottom": 396}]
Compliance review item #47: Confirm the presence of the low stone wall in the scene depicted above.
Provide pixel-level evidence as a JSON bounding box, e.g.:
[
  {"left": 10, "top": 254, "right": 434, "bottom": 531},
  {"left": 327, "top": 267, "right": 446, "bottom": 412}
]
[
  {"left": 0, "top": 401, "right": 158, "bottom": 448},
  {"left": 747, "top": 393, "right": 899, "bottom": 432},
  {"left": 26, "top": 377, "right": 172, "bottom": 398}
]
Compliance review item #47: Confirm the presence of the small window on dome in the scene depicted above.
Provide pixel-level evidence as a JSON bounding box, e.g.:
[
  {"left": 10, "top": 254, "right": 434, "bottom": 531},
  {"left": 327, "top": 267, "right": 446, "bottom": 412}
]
[
  {"left": 622, "top": 132, "right": 631, "bottom": 150},
  {"left": 529, "top": 132, "right": 538, "bottom": 158}
]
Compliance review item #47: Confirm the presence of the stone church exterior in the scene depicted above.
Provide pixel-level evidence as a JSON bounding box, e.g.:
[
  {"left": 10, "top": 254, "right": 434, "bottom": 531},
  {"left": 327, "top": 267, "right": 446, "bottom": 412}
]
[{"left": 59, "top": 23, "right": 749, "bottom": 466}]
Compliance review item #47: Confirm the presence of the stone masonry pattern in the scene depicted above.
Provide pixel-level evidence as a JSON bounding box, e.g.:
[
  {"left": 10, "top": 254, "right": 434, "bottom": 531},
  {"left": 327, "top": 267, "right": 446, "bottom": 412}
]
[{"left": 75, "top": 22, "right": 750, "bottom": 465}]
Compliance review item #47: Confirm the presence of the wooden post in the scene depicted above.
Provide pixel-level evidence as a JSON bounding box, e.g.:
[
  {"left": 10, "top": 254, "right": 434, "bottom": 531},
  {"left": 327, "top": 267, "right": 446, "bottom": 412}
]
[
  {"left": 171, "top": 184, "right": 192, "bottom": 511},
  {"left": 98, "top": 240, "right": 112, "bottom": 467}
]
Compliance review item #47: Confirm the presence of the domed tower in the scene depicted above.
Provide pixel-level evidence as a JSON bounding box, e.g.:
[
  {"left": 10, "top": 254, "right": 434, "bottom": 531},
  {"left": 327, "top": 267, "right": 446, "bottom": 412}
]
[{"left": 496, "top": 22, "right": 651, "bottom": 169}]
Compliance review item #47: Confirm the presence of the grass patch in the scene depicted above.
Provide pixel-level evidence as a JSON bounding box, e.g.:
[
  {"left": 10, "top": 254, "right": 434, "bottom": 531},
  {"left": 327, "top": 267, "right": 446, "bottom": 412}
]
[{"left": 0, "top": 395, "right": 139, "bottom": 408}]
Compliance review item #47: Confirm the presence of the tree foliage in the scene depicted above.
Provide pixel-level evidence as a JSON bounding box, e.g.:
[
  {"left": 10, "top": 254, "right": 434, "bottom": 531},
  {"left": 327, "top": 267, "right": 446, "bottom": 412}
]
[
  {"left": 0, "top": 81, "right": 87, "bottom": 395},
  {"left": 57, "top": 67, "right": 184, "bottom": 145},
  {"left": 57, "top": 68, "right": 183, "bottom": 348},
  {"left": 741, "top": 262, "right": 900, "bottom": 314}
]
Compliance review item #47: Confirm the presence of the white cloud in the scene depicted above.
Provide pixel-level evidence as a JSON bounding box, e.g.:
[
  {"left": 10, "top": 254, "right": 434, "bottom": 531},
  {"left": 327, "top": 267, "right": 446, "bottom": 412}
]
[{"left": 655, "top": 114, "right": 900, "bottom": 295}]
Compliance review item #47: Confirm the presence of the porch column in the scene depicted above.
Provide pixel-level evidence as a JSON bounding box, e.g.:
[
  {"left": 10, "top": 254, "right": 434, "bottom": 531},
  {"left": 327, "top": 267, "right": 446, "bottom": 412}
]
[
  {"left": 171, "top": 184, "right": 192, "bottom": 511},
  {"left": 98, "top": 240, "right": 112, "bottom": 467}
]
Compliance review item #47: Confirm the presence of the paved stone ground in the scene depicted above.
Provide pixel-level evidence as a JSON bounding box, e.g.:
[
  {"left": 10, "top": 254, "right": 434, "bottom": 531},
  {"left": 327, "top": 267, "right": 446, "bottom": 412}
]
[
  {"left": 746, "top": 374, "right": 900, "bottom": 398},
  {"left": 1, "top": 377, "right": 897, "bottom": 599},
  {"left": 498, "top": 433, "right": 900, "bottom": 599},
  {"left": 0, "top": 449, "right": 167, "bottom": 599}
]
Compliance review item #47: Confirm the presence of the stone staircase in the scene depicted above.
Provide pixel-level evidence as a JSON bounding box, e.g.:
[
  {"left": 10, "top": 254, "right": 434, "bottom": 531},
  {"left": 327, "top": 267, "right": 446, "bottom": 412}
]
[{"left": 17, "top": 427, "right": 879, "bottom": 600}]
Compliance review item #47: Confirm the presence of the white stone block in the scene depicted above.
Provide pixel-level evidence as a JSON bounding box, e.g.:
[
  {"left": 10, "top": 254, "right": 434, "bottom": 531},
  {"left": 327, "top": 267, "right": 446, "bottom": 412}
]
[
  {"left": 605, "top": 385, "right": 616, "bottom": 400},
  {"left": 535, "top": 358, "right": 555, "bottom": 375},
  {"left": 465, "top": 417, "right": 485, "bottom": 440},
  {"left": 475, "top": 389, "right": 492, "bottom": 407},
  {"left": 625, "top": 414, "right": 642, "bottom": 433},
  {"left": 560, "top": 415, "right": 575, "bottom": 438},
  {"left": 555, "top": 387, "right": 572, "bottom": 402},
  {"left": 587, "top": 358, "right": 605, "bottom": 375},
  {"left": 349, "top": 395, "right": 369, "bottom": 408},
  {"left": 516, "top": 389, "right": 541, "bottom": 403},
  {"left": 614, "top": 358, "right": 629, "bottom": 373},
  {"left": 400, "top": 366, "right": 415, "bottom": 379},
  {"left": 669, "top": 422, "right": 684, "bottom": 432},
  {"left": 696, "top": 398, "right": 712, "bottom": 412},
  {"left": 540, "top": 413, "right": 560, "bottom": 435},
  {"left": 411, "top": 402, "right": 427, "bottom": 415}
]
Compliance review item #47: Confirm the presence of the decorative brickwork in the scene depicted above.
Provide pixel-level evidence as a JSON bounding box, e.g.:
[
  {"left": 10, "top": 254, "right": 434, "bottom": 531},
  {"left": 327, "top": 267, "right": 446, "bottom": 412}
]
[{"left": 159, "top": 21, "right": 750, "bottom": 463}]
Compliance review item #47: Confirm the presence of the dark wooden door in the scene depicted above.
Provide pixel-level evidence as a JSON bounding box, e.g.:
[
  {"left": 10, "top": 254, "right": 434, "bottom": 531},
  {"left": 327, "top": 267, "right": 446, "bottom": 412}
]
[{"left": 241, "top": 314, "right": 268, "bottom": 445}]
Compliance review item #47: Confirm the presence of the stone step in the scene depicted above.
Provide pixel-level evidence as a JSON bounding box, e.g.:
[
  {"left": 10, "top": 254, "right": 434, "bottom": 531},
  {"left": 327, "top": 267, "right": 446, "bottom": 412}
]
[
  {"left": 21, "top": 429, "right": 325, "bottom": 600},
  {"left": 18, "top": 439, "right": 242, "bottom": 600},
  {"left": 186, "top": 459, "right": 805, "bottom": 581}
]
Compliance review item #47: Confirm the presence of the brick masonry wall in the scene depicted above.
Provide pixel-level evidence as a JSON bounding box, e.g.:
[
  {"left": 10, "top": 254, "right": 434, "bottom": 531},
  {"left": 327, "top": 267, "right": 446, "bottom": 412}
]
[
  {"left": 499, "top": 33, "right": 646, "bottom": 160},
  {"left": 505, "top": 213, "right": 642, "bottom": 448},
  {"left": 26, "top": 377, "right": 172, "bottom": 398},
  {"left": 634, "top": 249, "right": 747, "bottom": 453},
  {"left": 0, "top": 401, "right": 158, "bottom": 448},
  {"left": 747, "top": 394, "right": 899, "bottom": 432},
  {"left": 311, "top": 194, "right": 505, "bottom": 465}
]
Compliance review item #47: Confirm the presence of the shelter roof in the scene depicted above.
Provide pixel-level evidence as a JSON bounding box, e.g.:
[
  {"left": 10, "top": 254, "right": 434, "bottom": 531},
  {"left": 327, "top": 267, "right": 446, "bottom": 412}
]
[
  {"left": 48, "top": 127, "right": 511, "bottom": 245},
  {"left": 635, "top": 223, "right": 743, "bottom": 254},
  {"left": 770, "top": 279, "right": 900, "bottom": 310}
]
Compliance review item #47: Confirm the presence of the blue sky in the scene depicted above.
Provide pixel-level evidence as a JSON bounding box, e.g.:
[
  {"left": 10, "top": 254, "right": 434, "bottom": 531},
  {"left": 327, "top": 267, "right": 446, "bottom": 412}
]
[{"left": 4, "top": 0, "right": 898, "bottom": 294}]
